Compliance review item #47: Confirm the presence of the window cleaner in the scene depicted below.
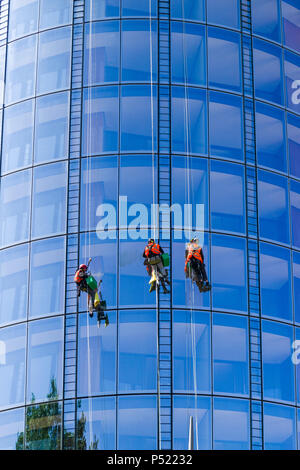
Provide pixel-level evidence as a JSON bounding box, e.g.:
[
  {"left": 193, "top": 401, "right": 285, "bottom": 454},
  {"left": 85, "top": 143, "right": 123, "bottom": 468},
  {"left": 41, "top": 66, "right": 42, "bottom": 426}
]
[
  {"left": 143, "top": 238, "right": 170, "bottom": 294},
  {"left": 185, "top": 238, "right": 211, "bottom": 293}
]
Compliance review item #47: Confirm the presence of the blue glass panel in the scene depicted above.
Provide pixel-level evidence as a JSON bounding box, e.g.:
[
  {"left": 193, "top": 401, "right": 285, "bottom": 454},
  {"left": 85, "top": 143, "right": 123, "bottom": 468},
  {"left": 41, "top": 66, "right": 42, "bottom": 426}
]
[
  {"left": 256, "top": 101, "right": 287, "bottom": 173},
  {"left": 209, "top": 92, "right": 244, "bottom": 161},
  {"left": 25, "top": 401, "right": 62, "bottom": 450},
  {"left": 85, "top": 0, "right": 119, "bottom": 20},
  {"left": 5, "top": 35, "right": 37, "bottom": 105},
  {"left": 208, "top": 27, "right": 242, "bottom": 93},
  {"left": 1, "top": 99, "right": 34, "bottom": 173},
  {"left": 118, "top": 395, "right": 157, "bottom": 450},
  {"left": 8, "top": 0, "right": 38, "bottom": 41},
  {"left": 122, "top": 20, "right": 157, "bottom": 82},
  {"left": 76, "top": 397, "right": 116, "bottom": 450},
  {"left": 37, "top": 27, "right": 72, "bottom": 95},
  {"left": 211, "top": 234, "right": 247, "bottom": 313},
  {"left": 121, "top": 85, "right": 157, "bottom": 152},
  {"left": 288, "top": 113, "right": 300, "bottom": 179},
  {"left": 80, "top": 156, "right": 118, "bottom": 233},
  {"left": 29, "top": 238, "right": 65, "bottom": 318},
  {"left": 264, "top": 403, "right": 296, "bottom": 450},
  {"left": 173, "top": 396, "right": 211, "bottom": 450},
  {"left": 253, "top": 38, "right": 284, "bottom": 106},
  {"left": 207, "top": 0, "right": 240, "bottom": 29},
  {"left": 0, "top": 244, "right": 28, "bottom": 326},
  {"left": 0, "top": 408, "right": 24, "bottom": 450},
  {"left": 0, "top": 324, "right": 26, "bottom": 410},
  {"left": 173, "top": 310, "right": 210, "bottom": 393},
  {"left": 260, "top": 243, "right": 292, "bottom": 321},
  {"left": 213, "top": 398, "right": 250, "bottom": 450},
  {"left": 82, "top": 86, "right": 119, "bottom": 155},
  {"left": 171, "top": 0, "right": 205, "bottom": 22},
  {"left": 291, "top": 180, "right": 300, "bottom": 249},
  {"left": 27, "top": 317, "right": 63, "bottom": 403},
  {"left": 295, "top": 328, "right": 300, "bottom": 404},
  {"left": 282, "top": 0, "right": 300, "bottom": 54},
  {"left": 32, "top": 162, "right": 67, "bottom": 238},
  {"left": 172, "top": 232, "right": 210, "bottom": 309},
  {"left": 119, "top": 310, "right": 157, "bottom": 392},
  {"left": 122, "top": 0, "right": 157, "bottom": 17},
  {"left": 294, "top": 251, "right": 300, "bottom": 324},
  {"left": 210, "top": 160, "right": 245, "bottom": 234},
  {"left": 252, "top": 0, "right": 281, "bottom": 42},
  {"left": 84, "top": 21, "right": 119, "bottom": 86},
  {"left": 171, "top": 22, "right": 206, "bottom": 86},
  {"left": 0, "top": 46, "right": 5, "bottom": 108},
  {"left": 172, "top": 86, "right": 207, "bottom": 155},
  {"left": 285, "top": 50, "right": 300, "bottom": 115},
  {"left": 34, "top": 92, "right": 69, "bottom": 164},
  {"left": 39, "top": 0, "right": 72, "bottom": 30},
  {"left": 258, "top": 170, "right": 290, "bottom": 244},
  {"left": 0, "top": 170, "right": 31, "bottom": 247},
  {"left": 78, "top": 312, "right": 116, "bottom": 396},
  {"left": 79, "top": 232, "right": 117, "bottom": 311},
  {"left": 262, "top": 320, "right": 295, "bottom": 403}
]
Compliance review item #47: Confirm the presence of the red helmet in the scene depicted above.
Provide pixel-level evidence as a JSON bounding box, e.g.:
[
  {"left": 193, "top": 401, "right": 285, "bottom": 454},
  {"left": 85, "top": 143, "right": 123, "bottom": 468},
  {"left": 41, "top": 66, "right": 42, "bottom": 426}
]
[{"left": 79, "top": 264, "right": 87, "bottom": 271}]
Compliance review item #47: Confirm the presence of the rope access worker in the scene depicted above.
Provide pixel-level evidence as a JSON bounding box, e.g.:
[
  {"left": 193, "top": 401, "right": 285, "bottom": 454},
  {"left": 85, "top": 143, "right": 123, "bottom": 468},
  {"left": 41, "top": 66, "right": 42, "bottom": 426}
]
[
  {"left": 143, "top": 238, "right": 170, "bottom": 294},
  {"left": 185, "top": 238, "right": 211, "bottom": 292},
  {"left": 74, "top": 263, "right": 97, "bottom": 316}
]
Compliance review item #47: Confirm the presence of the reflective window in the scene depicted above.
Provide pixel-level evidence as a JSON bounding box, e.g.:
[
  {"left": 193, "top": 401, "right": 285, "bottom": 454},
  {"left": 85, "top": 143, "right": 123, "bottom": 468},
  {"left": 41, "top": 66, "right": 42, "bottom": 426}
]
[
  {"left": 0, "top": 46, "right": 5, "bottom": 108},
  {"left": 121, "top": 85, "right": 157, "bottom": 152},
  {"left": 118, "top": 395, "right": 157, "bottom": 450},
  {"left": 85, "top": 0, "right": 119, "bottom": 20},
  {"left": 0, "top": 323, "right": 26, "bottom": 410},
  {"left": 8, "top": 0, "right": 38, "bottom": 41},
  {"left": 207, "top": 0, "right": 240, "bottom": 29},
  {"left": 119, "top": 310, "right": 157, "bottom": 393},
  {"left": 173, "top": 310, "right": 210, "bottom": 393},
  {"left": 173, "top": 396, "right": 211, "bottom": 450},
  {"left": 39, "top": 0, "right": 73, "bottom": 30},
  {"left": 172, "top": 156, "right": 208, "bottom": 231},
  {"left": 34, "top": 92, "right": 69, "bottom": 164},
  {"left": 78, "top": 312, "right": 116, "bottom": 396},
  {"left": 258, "top": 170, "right": 290, "bottom": 244},
  {"left": 255, "top": 101, "right": 287, "bottom": 173},
  {"left": 80, "top": 156, "right": 118, "bottom": 233},
  {"left": 84, "top": 21, "right": 120, "bottom": 86},
  {"left": 171, "top": 22, "right": 206, "bottom": 87},
  {"left": 1, "top": 99, "right": 34, "bottom": 174},
  {"left": 208, "top": 27, "right": 242, "bottom": 94},
  {"left": 172, "top": 86, "right": 207, "bottom": 155},
  {"left": 171, "top": 0, "right": 205, "bottom": 22},
  {"left": 282, "top": 0, "right": 300, "bottom": 54},
  {"left": 296, "top": 327, "right": 300, "bottom": 404},
  {"left": 37, "top": 27, "right": 72, "bottom": 95},
  {"left": 82, "top": 86, "right": 119, "bottom": 155},
  {"left": 209, "top": 92, "right": 244, "bottom": 161},
  {"left": 172, "top": 232, "right": 210, "bottom": 309},
  {"left": 0, "top": 408, "right": 24, "bottom": 450},
  {"left": 213, "top": 398, "right": 250, "bottom": 450},
  {"left": 122, "top": 20, "right": 157, "bottom": 83},
  {"left": 27, "top": 317, "right": 63, "bottom": 403},
  {"left": 252, "top": 0, "right": 281, "bottom": 42},
  {"left": 291, "top": 180, "right": 300, "bottom": 249},
  {"left": 0, "top": 170, "right": 31, "bottom": 247},
  {"left": 5, "top": 35, "right": 37, "bottom": 105},
  {"left": 29, "top": 238, "right": 65, "bottom": 318},
  {"left": 122, "top": 0, "right": 157, "bottom": 17},
  {"left": 25, "top": 401, "right": 62, "bottom": 450},
  {"left": 32, "top": 162, "right": 67, "bottom": 239},
  {"left": 253, "top": 38, "right": 284, "bottom": 106},
  {"left": 262, "top": 320, "right": 295, "bottom": 403},
  {"left": 264, "top": 403, "right": 296, "bottom": 450},
  {"left": 288, "top": 113, "right": 300, "bottom": 179},
  {"left": 284, "top": 50, "right": 300, "bottom": 115},
  {"left": 0, "top": 244, "right": 28, "bottom": 326},
  {"left": 76, "top": 397, "right": 116, "bottom": 450},
  {"left": 294, "top": 251, "right": 300, "bottom": 324},
  {"left": 210, "top": 160, "right": 245, "bottom": 234},
  {"left": 211, "top": 234, "right": 247, "bottom": 313},
  {"left": 79, "top": 233, "right": 117, "bottom": 311},
  {"left": 260, "top": 243, "right": 292, "bottom": 322}
]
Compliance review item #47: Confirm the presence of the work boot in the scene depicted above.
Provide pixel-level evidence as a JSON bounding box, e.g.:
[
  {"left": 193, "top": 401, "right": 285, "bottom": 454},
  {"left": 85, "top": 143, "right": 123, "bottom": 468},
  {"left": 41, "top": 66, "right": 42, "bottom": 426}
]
[
  {"left": 105, "top": 315, "right": 109, "bottom": 327},
  {"left": 149, "top": 281, "right": 156, "bottom": 293}
]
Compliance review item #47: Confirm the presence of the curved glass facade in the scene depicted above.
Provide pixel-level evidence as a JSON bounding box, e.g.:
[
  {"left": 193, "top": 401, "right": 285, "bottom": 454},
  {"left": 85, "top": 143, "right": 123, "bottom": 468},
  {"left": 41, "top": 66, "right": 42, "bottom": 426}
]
[{"left": 0, "top": 0, "right": 299, "bottom": 450}]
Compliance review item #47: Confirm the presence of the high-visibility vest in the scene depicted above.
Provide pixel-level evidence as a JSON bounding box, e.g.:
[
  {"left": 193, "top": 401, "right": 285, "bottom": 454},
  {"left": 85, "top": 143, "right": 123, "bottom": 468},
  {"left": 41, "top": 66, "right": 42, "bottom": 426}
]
[
  {"left": 145, "top": 243, "right": 161, "bottom": 257},
  {"left": 74, "top": 269, "right": 85, "bottom": 284},
  {"left": 187, "top": 244, "right": 203, "bottom": 263}
]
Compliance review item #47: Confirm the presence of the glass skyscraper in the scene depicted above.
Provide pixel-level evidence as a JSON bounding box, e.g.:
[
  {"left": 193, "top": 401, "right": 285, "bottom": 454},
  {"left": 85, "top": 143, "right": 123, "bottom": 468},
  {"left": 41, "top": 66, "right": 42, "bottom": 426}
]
[{"left": 0, "top": 0, "right": 299, "bottom": 450}]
